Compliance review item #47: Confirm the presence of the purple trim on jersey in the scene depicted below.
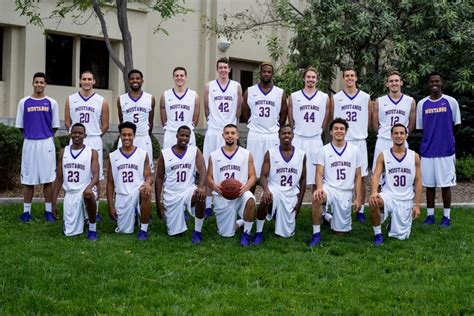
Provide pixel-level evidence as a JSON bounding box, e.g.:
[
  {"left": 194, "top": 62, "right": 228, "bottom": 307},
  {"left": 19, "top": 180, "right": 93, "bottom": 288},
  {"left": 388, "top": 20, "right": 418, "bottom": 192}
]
[
  {"left": 216, "top": 80, "right": 230, "bottom": 93},
  {"left": 70, "top": 145, "right": 86, "bottom": 160},
  {"left": 258, "top": 84, "right": 274, "bottom": 96},
  {"left": 128, "top": 91, "right": 143, "bottom": 102},
  {"left": 172, "top": 88, "right": 188, "bottom": 101},
  {"left": 78, "top": 92, "right": 96, "bottom": 102},
  {"left": 21, "top": 98, "right": 54, "bottom": 139},
  {"left": 120, "top": 146, "right": 138, "bottom": 159},
  {"left": 388, "top": 94, "right": 404, "bottom": 105},
  {"left": 331, "top": 142, "right": 347, "bottom": 157},
  {"left": 171, "top": 146, "right": 188, "bottom": 159},
  {"left": 302, "top": 89, "right": 318, "bottom": 101},
  {"left": 390, "top": 148, "right": 407, "bottom": 163},
  {"left": 280, "top": 146, "right": 295, "bottom": 163},
  {"left": 343, "top": 89, "right": 360, "bottom": 101},
  {"left": 221, "top": 146, "right": 239, "bottom": 160}
]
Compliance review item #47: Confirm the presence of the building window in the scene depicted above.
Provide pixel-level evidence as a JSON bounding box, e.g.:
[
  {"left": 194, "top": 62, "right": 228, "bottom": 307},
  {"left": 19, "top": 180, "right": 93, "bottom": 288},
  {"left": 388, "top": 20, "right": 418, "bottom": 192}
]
[
  {"left": 80, "top": 38, "right": 109, "bottom": 89},
  {"left": 45, "top": 33, "right": 73, "bottom": 86}
]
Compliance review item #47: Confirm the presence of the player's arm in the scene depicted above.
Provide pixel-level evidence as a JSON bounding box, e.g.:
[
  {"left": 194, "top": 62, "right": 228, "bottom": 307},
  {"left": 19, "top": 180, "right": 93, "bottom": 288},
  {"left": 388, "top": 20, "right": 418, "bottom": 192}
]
[
  {"left": 369, "top": 153, "right": 384, "bottom": 207},
  {"left": 52, "top": 148, "right": 65, "bottom": 217},
  {"left": 372, "top": 99, "right": 379, "bottom": 132},
  {"left": 140, "top": 154, "right": 153, "bottom": 196},
  {"left": 408, "top": 98, "right": 416, "bottom": 133},
  {"left": 278, "top": 91, "right": 288, "bottom": 126},
  {"left": 204, "top": 83, "right": 210, "bottom": 120},
  {"left": 412, "top": 153, "right": 422, "bottom": 219},
  {"left": 241, "top": 89, "right": 250, "bottom": 122},
  {"left": 149, "top": 95, "right": 156, "bottom": 135},
  {"left": 106, "top": 159, "right": 117, "bottom": 220},
  {"left": 353, "top": 166, "right": 363, "bottom": 213},
  {"left": 51, "top": 99, "right": 60, "bottom": 134},
  {"left": 85, "top": 149, "right": 99, "bottom": 199},
  {"left": 154, "top": 155, "right": 165, "bottom": 219},
  {"left": 194, "top": 149, "right": 207, "bottom": 201},
  {"left": 15, "top": 100, "right": 24, "bottom": 136},
  {"left": 193, "top": 93, "right": 200, "bottom": 127},
  {"left": 294, "top": 156, "right": 307, "bottom": 218},
  {"left": 159, "top": 93, "right": 167, "bottom": 126},
  {"left": 367, "top": 97, "right": 373, "bottom": 129},
  {"left": 236, "top": 83, "right": 243, "bottom": 120},
  {"left": 101, "top": 99, "right": 110, "bottom": 136},
  {"left": 206, "top": 157, "right": 221, "bottom": 194},
  {"left": 287, "top": 96, "right": 294, "bottom": 128},
  {"left": 64, "top": 98, "right": 72, "bottom": 131},
  {"left": 312, "top": 164, "right": 325, "bottom": 201},
  {"left": 259, "top": 151, "right": 272, "bottom": 203},
  {"left": 241, "top": 153, "right": 257, "bottom": 195},
  {"left": 322, "top": 95, "right": 332, "bottom": 130},
  {"left": 116, "top": 97, "right": 124, "bottom": 123}
]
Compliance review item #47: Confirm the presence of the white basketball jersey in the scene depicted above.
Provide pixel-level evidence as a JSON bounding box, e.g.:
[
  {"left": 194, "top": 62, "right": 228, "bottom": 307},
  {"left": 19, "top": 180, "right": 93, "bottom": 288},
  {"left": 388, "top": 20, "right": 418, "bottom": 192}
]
[
  {"left": 109, "top": 147, "right": 146, "bottom": 195},
  {"left": 382, "top": 149, "right": 416, "bottom": 200},
  {"left": 162, "top": 146, "right": 197, "bottom": 194},
  {"left": 207, "top": 80, "right": 239, "bottom": 130},
  {"left": 211, "top": 146, "right": 249, "bottom": 185},
  {"left": 318, "top": 142, "right": 361, "bottom": 190},
  {"left": 290, "top": 89, "right": 328, "bottom": 137},
  {"left": 247, "top": 84, "right": 284, "bottom": 133},
  {"left": 119, "top": 92, "right": 152, "bottom": 135},
  {"left": 377, "top": 94, "right": 413, "bottom": 139},
  {"left": 268, "top": 146, "right": 305, "bottom": 196},
  {"left": 164, "top": 88, "right": 196, "bottom": 132},
  {"left": 68, "top": 92, "right": 104, "bottom": 136},
  {"left": 62, "top": 145, "right": 92, "bottom": 191},
  {"left": 333, "top": 89, "right": 370, "bottom": 140}
]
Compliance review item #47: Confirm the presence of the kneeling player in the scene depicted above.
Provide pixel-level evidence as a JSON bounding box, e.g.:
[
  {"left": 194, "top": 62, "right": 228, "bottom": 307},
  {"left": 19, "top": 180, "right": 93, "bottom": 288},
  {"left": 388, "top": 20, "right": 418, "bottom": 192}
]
[
  {"left": 369, "top": 123, "right": 422, "bottom": 245},
  {"left": 309, "top": 118, "right": 363, "bottom": 247},
  {"left": 255, "top": 125, "right": 306, "bottom": 244},
  {"left": 155, "top": 126, "right": 207, "bottom": 244},
  {"left": 53, "top": 123, "right": 99, "bottom": 240},
  {"left": 107, "top": 122, "right": 153, "bottom": 240},
  {"left": 207, "top": 124, "right": 257, "bottom": 246}
]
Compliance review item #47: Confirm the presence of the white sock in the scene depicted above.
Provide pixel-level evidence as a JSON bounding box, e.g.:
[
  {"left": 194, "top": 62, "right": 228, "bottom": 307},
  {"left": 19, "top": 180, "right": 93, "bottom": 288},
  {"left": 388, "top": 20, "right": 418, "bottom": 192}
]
[
  {"left": 205, "top": 197, "right": 212, "bottom": 209},
  {"left": 45, "top": 203, "right": 52, "bottom": 213},
  {"left": 236, "top": 219, "right": 244, "bottom": 228},
  {"left": 243, "top": 221, "right": 253, "bottom": 234},
  {"left": 312, "top": 225, "right": 320, "bottom": 234},
  {"left": 194, "top": 218, "right": 204, "bottom": 232},
  {"left": 373, "top": 225, "right": 382, "bottom": 235},
  {"left": 140, "top": 223, "right": 149, "bottom": 232},
  {"left": 427, "top": 208, "right": 435, "bottom": 216},
  {"left": 89, "top": 223, "right": 97, "bottom": 232},
  {"left": 443, "top": 208, "right": 451, "bottom": 219},
  {"left": 256, "top": 219, "right": 265, "bottom": 233},
  {"left": 23, "top": 203, "right": 32, "bottom": 214},
  {"left": 324, "top": 213, "right": 333, "bottom": 222},
  {"left": 359, "top": 205, "right": 365, "bottom": 213}
]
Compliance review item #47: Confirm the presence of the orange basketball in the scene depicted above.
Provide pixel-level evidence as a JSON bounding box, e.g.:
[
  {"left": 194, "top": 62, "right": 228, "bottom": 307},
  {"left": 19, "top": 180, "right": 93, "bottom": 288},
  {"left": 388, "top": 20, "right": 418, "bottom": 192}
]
[{"left": 220, "top": 178, "right": 242, "bottom": 200}]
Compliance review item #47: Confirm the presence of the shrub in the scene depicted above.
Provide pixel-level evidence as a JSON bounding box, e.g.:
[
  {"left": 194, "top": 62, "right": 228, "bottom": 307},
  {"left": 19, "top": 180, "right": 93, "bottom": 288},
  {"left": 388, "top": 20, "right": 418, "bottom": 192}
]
[
  {"left": 195, "top": 132, "right": 204, "bottom": 152},
  {"left": 54, "top": 134, "right": 70, "bottom": 159},
  {"left": 0, "top": 124, "right": 23, "bottom": 190},
  {"left": 457, "top": 155, "right": 474, "bottom": 181}
]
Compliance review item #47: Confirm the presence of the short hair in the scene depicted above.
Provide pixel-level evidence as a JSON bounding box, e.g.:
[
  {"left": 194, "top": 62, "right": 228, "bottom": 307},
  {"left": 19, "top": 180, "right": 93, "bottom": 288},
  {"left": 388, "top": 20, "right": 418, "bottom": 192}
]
[
  {"left": 71, "top": 122, "right": 86, "bottom": 132},
  {"left": 216, "top": 57, "right": 230, "bottom": 68},
  {"left": 427, "top": 72, "right": 443, "bottom": 82},
  {"left": 279, "top": 124, "right": 293, "bottom": 134},
  {"left": 177, "top": 125, "right": 191, "bottom": 133},
  {"left": 173, "top": 66, "right": 187, "bottom": 76},
  {"left": 118, "top": 121, "right": 136, "bottom": 134},
  {"left": 223, "top": 123, "right": 238, "bottom": 131},
  {"left": 303, "top": 67, "right": 318, "bottom": 78},
  {"left": 259, "top": 62, "right": 274, "bottom": 72},
  {"left": 128, "top": 69, "right": 143, "bottom": 79},
  {"left": 33, "top": 72, "right": 46, "bottom": 82},
  {"left": 342, "top": 68, "right": 358, "bottom": 77},
  {"left": 329, "top": 118, "right": 349, "bottom": 130},
  {"left": 80, "top": 70, "right": 94, "bottom": 79},
  {"left": 391, "top": 123, "right": 408, "bottom": 134},
  {"left": 386, "top": 70, "right": 402, "bottom": 81}
]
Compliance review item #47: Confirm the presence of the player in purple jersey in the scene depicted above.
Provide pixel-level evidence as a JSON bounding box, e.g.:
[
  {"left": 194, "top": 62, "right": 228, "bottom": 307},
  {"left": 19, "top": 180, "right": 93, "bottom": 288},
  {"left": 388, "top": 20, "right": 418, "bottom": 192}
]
[
  {"left": 15, "top": 72, "right": 60, "bottom": 223},
  {"left": 416, "top": 73, "right": 461, "bottom": 227}
]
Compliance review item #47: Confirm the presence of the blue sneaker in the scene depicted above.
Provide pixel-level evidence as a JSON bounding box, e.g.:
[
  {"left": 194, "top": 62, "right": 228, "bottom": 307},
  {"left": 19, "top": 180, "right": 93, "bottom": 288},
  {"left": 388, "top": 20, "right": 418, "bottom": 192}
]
[
  {"left": 192, "top": 230, "right": 202, "bottom": 244},
  {"left": 373, "top": 233, "right": 384, "bottom": 246},
  {"left": 137, "top": 230, "right": 148, "bottom": 241},
  {"left": 356, "top": 212, "right": 366, "bottom": 223},
  {"left": 440, "top": 216, "right": 451, "bottom": 228},
  {"left": 240, "top": 232, "right": 251, "bottom": 247},
  {"left": 423, "top": 215, "right": 435, "bottom": 225},
  {"left": 44, "top": 211, "right": 56, "bottom": 222},
  {"left": 204, "top": 208, "right": 213, "bottom": 219},
  {"left": 96, "top": 214, "right": 103, "bottom": 222},
  {"left": 252, "top": 232, "right": 264, "bottom": 245},
  {"left": 308, "top": 233, "right": 321, "bottom": 247},
  {"left": 184, "top": 211, "right": 190, "bottom": 221},
  {"left": 19, "top": 212, "right": 32, "bottom": 223},
  {"left": 87, "top": 231, "right": 98, "bottom": 241}
]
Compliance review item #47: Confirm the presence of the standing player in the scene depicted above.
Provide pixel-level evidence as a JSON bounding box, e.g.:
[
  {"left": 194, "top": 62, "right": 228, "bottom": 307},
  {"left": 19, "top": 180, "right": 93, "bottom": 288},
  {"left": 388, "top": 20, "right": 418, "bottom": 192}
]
[
  {"left": 16, "top": 72, "right": 60, "bottom": 222},
  {"left": 155, "top": 126, "right": 207, "bottom": 244},
  {"left": 370, "top": 124, "right": 422, "bottom": 244},
  {"left": 242, "top": 62, "right": 287, "bottom": 185},
  {"left": 333, "top": 68, "right": 372, "bottom": 222},
  {"left": 255, "top": 125, "right": 306, "bottom": 244},
  {"left": 160, "top": 67, "right": 199, "bottom": 149},
  {"left": 288, "top": 67, "right": 330, "bottom": 192},
  {"left": 372, "top": 71, "right": 416, "bottom": 174},
  {"left": 107, "top": 122, "right": 153, "bottom": 240},
  {"left": 416, "top": 73, "right": 461, "bottom": 227},
  {"left": 308, "top": 118, "right": 363, "bottom": 247},
  {"left": 117, "top": 69, "right": 155, "bottom": 170},
  {"left": 207, "top": 124, "right": 257, "bottom": 246},
  {"left": 52, "top": 123, "right": 100, "bottom": 240}
]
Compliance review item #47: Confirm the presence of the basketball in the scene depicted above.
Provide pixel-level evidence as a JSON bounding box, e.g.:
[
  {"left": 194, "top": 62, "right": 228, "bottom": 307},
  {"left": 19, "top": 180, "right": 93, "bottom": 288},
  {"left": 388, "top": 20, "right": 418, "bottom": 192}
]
[{"left": 220, "top": 178, "right": 242, "bottom": 200}]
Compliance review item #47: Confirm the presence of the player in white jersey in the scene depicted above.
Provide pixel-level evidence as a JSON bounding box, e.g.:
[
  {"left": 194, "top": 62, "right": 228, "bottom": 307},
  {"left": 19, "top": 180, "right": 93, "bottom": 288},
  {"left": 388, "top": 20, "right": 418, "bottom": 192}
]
[
  {"left": 155, "top": 126, "right": 207, "bottom": 244},
  {"left": 16, "top": 72, "right": 60, "bottom": 223},
  {"left": 160, "top": 67, "right": 199, "bottom": 149},
  {"left": 107, "top": 122, "right": 153, "bottom": 240},
  {"left": 372, "top": 70, "right": 416, "bottom": 175},
  {"left": 333, "top": 68, "right": 372, "bottom": 223},
  {"left": 118, "top": 69, "right": 156, "bottom": 170},
  {"left": 52, "top": 123, "right": 100, "bottom": 240},
  {"left": 254, "top": 125, "right": 306, "bottom": 243},
  {"left": 288, "top": 67, "right": 330, "bottom": 189},
  {"left": 207, "top": 124, "right": 257, "bottom": 246},
  {"left": 369, "top": 124, "right": 422, "bottom": 245},
  {"left": 242, "top": 62, "right": 287, "bottom": 183},
  {"left": 308, "top": 118, "right": 363, "bottom": 247}
]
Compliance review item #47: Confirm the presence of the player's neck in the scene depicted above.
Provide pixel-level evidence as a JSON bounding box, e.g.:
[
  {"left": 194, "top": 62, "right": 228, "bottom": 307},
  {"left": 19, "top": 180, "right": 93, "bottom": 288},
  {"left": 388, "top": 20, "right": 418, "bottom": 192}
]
[
  {"left": 223, "top": 144, "right": 238, "bottom": 153},
  {"left": 280, "top": 144, "right": 293, "bottom": 152},
  {"left": 71, "top": 143, "right": 85, "bottom": 150},
  {"left": 120, "top": 145, "right": 136, "bottom": 154},
  {"left": 172, "top": 144, "right": 187, "bottom": 153},
  {"left": 344, "top": 86, "right": 358, "bottom": 95},
  {"left": 129, "top": 89, "right": 143, "bottom": 98},
  {"left": 31, "top": 92, "right": 45, "bottom": 99},
  {"left": 259, "top": 82, "right": 273, "bottom": 91},
  {"left": 303, "top": 87, "right": 317, "bottom": 95},
  {"left": 173, "top": 86, "right": 187, "bottom": 94},
  {"left": 429, "top": 91, "right": 442, "bottom": 100},
  {"left": 391, "top": 145, "right": 406, "bottom": 155},
  {"left": 217, "top": 77, "right": 229, "bottom": 85},
  {"left": 79, "top": 89, "right": 94, "bottom": 98},
  {"left": 388, "top": 91, "right": 402, "bottom": 100},
  {"left": 332, "top": 139, "right": 346, "bottom": 148}
]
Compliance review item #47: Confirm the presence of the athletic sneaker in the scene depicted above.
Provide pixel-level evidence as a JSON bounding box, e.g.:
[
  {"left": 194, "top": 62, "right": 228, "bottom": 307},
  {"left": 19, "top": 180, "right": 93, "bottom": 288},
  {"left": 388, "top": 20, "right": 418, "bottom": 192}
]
[
  {"left": 423, "top": 215, "right": 435, "bottom": 225},
  {"left": 137, "top": 230, "right": 148, "bottom": 241},
  {"left": 308, "top": 233, "right": 321, "bottom": 247},
  {"left": 240, "top": 232, "right": 251, "bottom": 247},
  {"left": 356, "top": 212, "right": 366, "bottom": 223},
  {"left": 96, "top": 214, "right": 103, "bottom": 222},
  {"left": 44, "top": 211, "right": 56, "bottom": 223},
  {"left": 20, "top": 212, "right": 32, "bottom": 223},
  {"left": 87, "top": 231, "right": 98, "bottom": 241},
  {"left": 373, "top": 233, "right": 384, "bottom": 246},
  {"left": 204, "top": 208, "right": 213, "bottom": 219},
  {"left": 252, "top": 232, "right": 264, "bottom": 245},
  {"left": 439, "top": 216, "right": 451, "bottom": 228},
  {"left": 192, "top": 230, "right": 202, "bottom": 244}
]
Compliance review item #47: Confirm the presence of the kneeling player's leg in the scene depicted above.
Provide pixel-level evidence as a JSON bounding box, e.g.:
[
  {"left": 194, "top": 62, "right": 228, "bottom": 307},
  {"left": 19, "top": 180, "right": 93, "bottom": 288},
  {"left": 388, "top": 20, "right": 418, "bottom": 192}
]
[
  {"left": 242, "top": 197, "right": 256, "bottom": 234},
  {"left": 84, "top": 188, "right": 97, "bottom": 236},
  {"left": 191, "top": 193, "right": 205, "bottom": 244},
  {"left": 139, "top": 189, "right": 151, "bottom": 231},
  {"left": 370, "top": 195, "right": 385, "bottom": 245},
  {"left": 309, "top": 191, "right": 326, "bottom": 246}
]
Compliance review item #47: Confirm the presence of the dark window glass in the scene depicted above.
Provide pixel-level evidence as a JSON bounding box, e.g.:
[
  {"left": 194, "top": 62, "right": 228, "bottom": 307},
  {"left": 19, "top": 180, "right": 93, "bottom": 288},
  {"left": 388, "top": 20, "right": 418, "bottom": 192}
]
[
  {"left": 239, "top": 70, "right": 254, "bottom": 123},
  {"left": 80, "top": 38, "right": 109, "bottom": 89},
  {"left": 45, "top": 33, "right": 73, "bottom": 86}
]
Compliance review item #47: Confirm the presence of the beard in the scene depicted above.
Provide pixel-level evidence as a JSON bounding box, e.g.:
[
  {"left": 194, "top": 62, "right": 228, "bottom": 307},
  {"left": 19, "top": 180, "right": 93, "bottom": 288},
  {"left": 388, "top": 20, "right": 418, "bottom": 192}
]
[{"left": 225, "top": 140, "right": 235, "bottom": 146}]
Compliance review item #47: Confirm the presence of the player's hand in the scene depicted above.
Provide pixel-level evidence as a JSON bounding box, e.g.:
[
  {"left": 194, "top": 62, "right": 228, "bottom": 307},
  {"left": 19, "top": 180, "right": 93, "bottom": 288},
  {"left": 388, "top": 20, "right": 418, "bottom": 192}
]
[
  {"left": 353, "top": 199, "right": 363, "bottom": 213},
  {"left": 52, "top": 205, "right": 59, "bottom": 219},
  {"left": 368, "top": 193, "right": 381, "bottom": 207},
  {"left": 140, "top": 183, "right": 152, "bottom": 196},
  {"left": 108, "top": 208, "right": 118, "bottom": 221},
  {"left": 214, "top": 183, "right": 222, "bottom": 195},
  {"left": 156, "top": 203, "right": 164, "bottom": 220},
  {"left": 83, "top": 187, "right": 94, "bottom": 199},
  {"left": 412, "top": 205, "right": 420, "bottom": 220},
  {"left": 312, "top": 189, "right": 324, "bottom": 202},
  {"left": 238, "top": 183, "right": 249, "bottom": 197},
  {"left": 194, "top": 186, "right": 206, "bottom": 202},
  {"left": 262, "top": 189, "right": 272, "bottom": 204}
]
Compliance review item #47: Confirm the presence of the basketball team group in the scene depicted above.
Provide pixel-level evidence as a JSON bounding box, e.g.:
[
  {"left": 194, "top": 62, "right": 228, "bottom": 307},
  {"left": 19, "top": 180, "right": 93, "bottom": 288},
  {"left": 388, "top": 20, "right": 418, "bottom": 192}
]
[{"left": 15, "top": 57, "right": 461, "bottom": 247}]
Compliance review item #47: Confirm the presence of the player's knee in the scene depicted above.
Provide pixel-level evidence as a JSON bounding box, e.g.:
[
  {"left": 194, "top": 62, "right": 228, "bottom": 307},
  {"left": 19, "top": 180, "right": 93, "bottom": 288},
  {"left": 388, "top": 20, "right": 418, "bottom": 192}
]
[
  {"left": 246, "top": 198, "right": 256, "bottom": 209},
  {"left": 140, "top": 191, "right": 151, "bottom": 203}
]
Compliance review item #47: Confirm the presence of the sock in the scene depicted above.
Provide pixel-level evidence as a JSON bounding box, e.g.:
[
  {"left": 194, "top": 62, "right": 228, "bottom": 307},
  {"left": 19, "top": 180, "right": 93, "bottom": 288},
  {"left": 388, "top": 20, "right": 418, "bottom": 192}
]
[
  {"left": 324, "top": 213, "right": 333, "bottom": 222},
  {"left": 194, "top": 218, "right": 204, "bottom": 232},
  {"left": 312, "top": 225, "right": 320, "bottom": 234},
  {"left": 236, "top": 219, "right": 244, "bottom": 228},
  {"left": 256, "top": 219, "right": 265, "bottom": 233},
  {"left": 443, "top": 208, "right": 451, "bottom": 219},
  {"left": 45, "top": 203, "right": 52, "bottom": 213},
  {"left": 140, "top": 223, "right": 149, "bottom": 232},
  {"left": 89, "top": 223, "right": 97, "bottom": 232},
  {"left": 359, "top": 205, "right": 365, "bottom": 213},
  {"left": 373, "top": 225, "right": 382, "bottom": 235},
  {"left": 205, "top": 197, "right": 212, "bottom": 209},
  {"left": 23, "top": 203, "right": 32, "bottom": 214},
  {"left": 243, "top": 221, "right": 253, "bottom": 234},
  {"left": 427, "top": 208, "right": 435, "bottom": 216}
]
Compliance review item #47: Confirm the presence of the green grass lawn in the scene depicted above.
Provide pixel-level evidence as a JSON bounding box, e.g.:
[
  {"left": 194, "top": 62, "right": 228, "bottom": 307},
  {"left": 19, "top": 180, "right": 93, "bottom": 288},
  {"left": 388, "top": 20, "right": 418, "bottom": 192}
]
[{"left": 1, "top": 203, "right": 473, "bottom": 314}]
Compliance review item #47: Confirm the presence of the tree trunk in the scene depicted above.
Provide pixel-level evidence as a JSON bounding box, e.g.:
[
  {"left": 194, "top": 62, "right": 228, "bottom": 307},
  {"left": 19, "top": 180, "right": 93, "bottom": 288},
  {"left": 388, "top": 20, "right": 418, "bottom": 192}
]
[{"left": 116, "top": 0, "right": 133, "bottom": 92}]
